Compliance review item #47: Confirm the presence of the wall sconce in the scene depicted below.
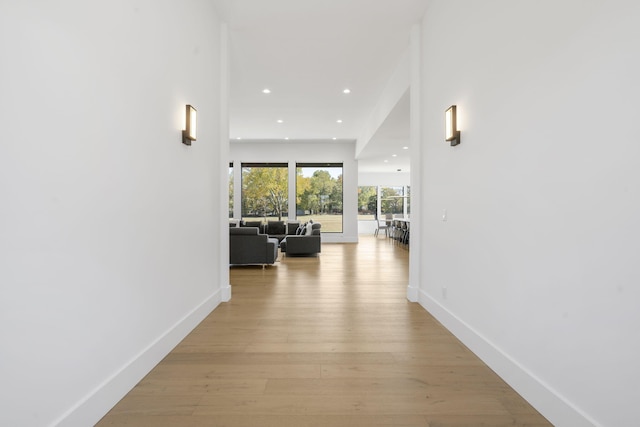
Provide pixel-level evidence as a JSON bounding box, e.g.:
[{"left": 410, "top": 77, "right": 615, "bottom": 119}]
[
  {"left": 445, "top": 105, "right": 460, "bottom": 146},
  {"left": 182, "top": 104, "right": 197, "bottom": 145}
]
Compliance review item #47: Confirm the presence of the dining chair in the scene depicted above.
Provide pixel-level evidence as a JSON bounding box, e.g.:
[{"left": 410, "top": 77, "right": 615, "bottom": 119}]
[{"left": 374, "top": 218, "right": 389, "bottom": 237}]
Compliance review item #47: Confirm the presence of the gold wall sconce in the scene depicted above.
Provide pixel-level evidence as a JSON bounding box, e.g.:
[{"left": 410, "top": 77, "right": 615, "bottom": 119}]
[
  {"left": 445, "top": 105, "right": 460, "bottom": 146},
  {"left": 182, "top": 104, "right": 197, "bottom": 145}
]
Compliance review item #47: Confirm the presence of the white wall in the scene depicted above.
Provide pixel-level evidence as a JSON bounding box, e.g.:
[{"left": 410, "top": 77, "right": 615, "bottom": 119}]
[
  {"left": 355, "top": 49, "right": 410, "bottom": 158},
  {"left": 0, "top": 1, "right": 225, "bottom": 426},
  {"left": 230, "top": 141, "right": 358, "bottom": 243},
  {"left": 416, "top": 1, "right": 640, "bottom": 426},
  {"left": 358, "top": 171, "right": 410, "bottom": 187}
]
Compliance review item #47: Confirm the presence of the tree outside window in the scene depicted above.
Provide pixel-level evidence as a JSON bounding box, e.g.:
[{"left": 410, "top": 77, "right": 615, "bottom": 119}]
[
  {"left": 241, "top": 163, "right": 288, "bottom": 221},
  {"left": 381, "top": 186, "right": 404, "bottom": 217},
  {"left": 296, "top": 163, "right": 343, "bottom": 232},
  {"left": 358, "top": 186, "right": 377, "bottom": 220}
]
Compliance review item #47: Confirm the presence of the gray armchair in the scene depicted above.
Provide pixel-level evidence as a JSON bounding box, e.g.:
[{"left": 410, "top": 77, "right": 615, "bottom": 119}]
[
  {"left": 280, "top": 222, "right": 321, "bottom": 256},
  {"left": 230, "top": 227, "right": 278, "bottom": 266}
]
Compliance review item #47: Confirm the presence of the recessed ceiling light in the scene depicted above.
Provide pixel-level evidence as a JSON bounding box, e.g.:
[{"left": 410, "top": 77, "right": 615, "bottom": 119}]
[
  {"left": 402, "top": 146, "right": 409, "bottom": 150},
  {"left": 262, "top": 88, "right": 271, "bottom": 94},
  {"left": 336, "top": 119, "right": 343, "bottom": 124},
  {"left": 277, "top": 119, "right": 283, "bottom": 123},
  {"left": 284, "top": 137, "right": 289, "bottom": 140},
  {"left": 332, "top": 137, "right": 337, "bottom": 140},
  {"left": 343, "top": 89, "right": 351, "bottom": 94},
  {"left": 384, "top": 160, "right": 389, "bottom": 163},
  {"left": 236, "top": 137, "right": 242, "bottom": 140},
  {"left": 392, "top": 154, "right": 397, "bottom": 157}
]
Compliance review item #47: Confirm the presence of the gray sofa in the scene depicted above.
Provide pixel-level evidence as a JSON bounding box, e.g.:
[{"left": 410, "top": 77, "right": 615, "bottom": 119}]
[
  {"left": 280, "top": 222, "right": 321, "bottom": 256},
  {"left": 263, "top": 220, "right": 299, "bottom": 242},
  {"left": 229, "top": 227, "right": 278, "bottom": 266},
  {"left": 236, "top": 220, "right": 300, "bottom": 243}
]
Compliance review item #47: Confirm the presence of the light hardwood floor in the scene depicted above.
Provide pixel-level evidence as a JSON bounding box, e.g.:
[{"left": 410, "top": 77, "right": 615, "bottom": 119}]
[{"left": 97, "top": 236, "right": 551, "bottom": 426}]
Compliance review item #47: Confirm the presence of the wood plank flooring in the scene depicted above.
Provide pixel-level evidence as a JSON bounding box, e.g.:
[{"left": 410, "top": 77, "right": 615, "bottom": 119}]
[{"left": 97, "top": 236, "right": 551, "bottom": 426}]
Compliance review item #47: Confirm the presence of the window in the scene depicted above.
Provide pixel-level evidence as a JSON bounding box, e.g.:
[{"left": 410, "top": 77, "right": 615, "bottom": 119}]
[
  {"left": 358, "top": 186, "right": 377, "bottom": 220},
  {"left": 241, "top": 163, "right": 288, "bottom": 221},
  {"left": 381, "top": 186, "right": 404, "bottom": 217},
  {"left": 296, "top": 163, "right": 343, "bottom": 233}
]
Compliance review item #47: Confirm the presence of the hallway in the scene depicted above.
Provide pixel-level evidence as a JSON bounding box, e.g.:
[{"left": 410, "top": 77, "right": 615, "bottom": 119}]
[{"left": 98, "top": 236, "right": 550, "bottom": 426}]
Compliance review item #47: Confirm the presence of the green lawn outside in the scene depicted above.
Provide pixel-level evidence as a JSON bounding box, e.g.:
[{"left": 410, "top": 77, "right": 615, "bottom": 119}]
[
  {"left": 238, "top": 214, "right": 376, "bottom": 233},
  {"left": 240, "top": 214, "right": 343, "bottom": 233}
]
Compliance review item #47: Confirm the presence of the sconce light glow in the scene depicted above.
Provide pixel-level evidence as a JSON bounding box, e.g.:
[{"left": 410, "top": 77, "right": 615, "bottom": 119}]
[
  {"left": 182, "top": 104, "right": 197, "bottom": 145},
  {"left": 445, "top": 105, "right": 460, "bottom": 146}
]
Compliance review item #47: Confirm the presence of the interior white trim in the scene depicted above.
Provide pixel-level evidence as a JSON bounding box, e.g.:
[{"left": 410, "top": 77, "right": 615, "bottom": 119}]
[
  {"left": 321, "top": 235, "right": 358, "bottom": 244},
  {"left": 53, "top": 292, "right": 222, "bottom": 427},
  {"left": 406, "top": 23, "right": 421, "bottom": 304},
  {"left": 417, "top": 289, "right": 600, "bottom": 427},
  {"left": 220, "top": 23, "right": 232, "bottom": 303}
]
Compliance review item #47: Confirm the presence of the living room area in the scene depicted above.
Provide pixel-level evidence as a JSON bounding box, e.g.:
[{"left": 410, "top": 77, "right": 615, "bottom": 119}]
[{"left": 228, "top": 139, "right": 411, "bottom": 265}]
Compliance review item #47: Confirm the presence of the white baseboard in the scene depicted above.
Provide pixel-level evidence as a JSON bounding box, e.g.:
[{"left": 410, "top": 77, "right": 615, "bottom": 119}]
[
  {"left": 406, "top": 283, "right": 418, "bottom": 302},
  {"left": 221, "top": 283, "right": 232, "bottom": 302},
  {"left": 321, "top": 234, "right": 358, "bottom": 243},
  {"left": 417, "top": 289, "right": 599, "bottom": 427},
  {"left": 53, "top": 290, "right": 222, "bottom": 427}
]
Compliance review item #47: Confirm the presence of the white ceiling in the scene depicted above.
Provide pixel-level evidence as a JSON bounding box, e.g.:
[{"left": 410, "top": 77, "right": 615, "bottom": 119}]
[
  {"left": 358, "top": 89, "right": 410, "bottom": 173},
  {"left": 212, "top": 0, "right": 428, "bottom": 173}
]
